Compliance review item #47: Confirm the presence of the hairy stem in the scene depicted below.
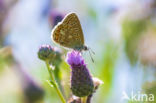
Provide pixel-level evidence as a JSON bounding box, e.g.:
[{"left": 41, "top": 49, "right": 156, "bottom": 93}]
[{"left": 46, "top": 61, "right": 66, "bottom": 103}]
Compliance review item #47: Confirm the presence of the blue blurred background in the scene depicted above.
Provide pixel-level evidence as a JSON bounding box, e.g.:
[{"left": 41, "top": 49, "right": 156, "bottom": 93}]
[{"left": 0, "top": 0, "right": 156, "bottom": 103}]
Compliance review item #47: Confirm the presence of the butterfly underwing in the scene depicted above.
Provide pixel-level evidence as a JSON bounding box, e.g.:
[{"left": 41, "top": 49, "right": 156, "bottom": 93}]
[{"left": 51, "top": 12, "right": 88, "bottom": 51}]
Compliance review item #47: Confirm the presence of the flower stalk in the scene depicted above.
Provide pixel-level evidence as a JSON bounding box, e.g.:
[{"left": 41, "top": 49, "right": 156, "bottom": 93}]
[
  {"left": 46, "top": 61, "right": 66, "bottom": 103},
  {"left": 38, "top": 45, "right": 66, "bottom": 103},
  {"left": 81, "top": 97, "right": 87, "bottom": 103}
]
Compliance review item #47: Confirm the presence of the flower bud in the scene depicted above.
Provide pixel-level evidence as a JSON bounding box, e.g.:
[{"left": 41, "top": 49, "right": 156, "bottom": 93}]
[{"left": 38, "top": 45, "right": 55, "bottom": 61}]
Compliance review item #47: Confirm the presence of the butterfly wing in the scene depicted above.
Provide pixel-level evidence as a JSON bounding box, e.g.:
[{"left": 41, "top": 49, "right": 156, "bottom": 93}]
[{"left": 51, "top": 13, "right": 85, "bottom": 49}]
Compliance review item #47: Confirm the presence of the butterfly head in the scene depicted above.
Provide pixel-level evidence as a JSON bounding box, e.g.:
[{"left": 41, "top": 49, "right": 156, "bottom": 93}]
[
  {"left": 83, "top": 45, "right": 89, "bottom": 51},
  {"left": 74, "top": 45, "right": 89, "bottom": 51},
  {"left": 79, "top": 45, "right": 95, "bottom": 63}
]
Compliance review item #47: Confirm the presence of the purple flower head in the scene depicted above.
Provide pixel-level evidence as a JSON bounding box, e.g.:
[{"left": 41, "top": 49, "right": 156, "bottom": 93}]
[
  {"left": 66, "top": 51, "right": 94, "bottom": 97},
  {"left": 66, "top": 51, "right": 85, "bottom": 66}
]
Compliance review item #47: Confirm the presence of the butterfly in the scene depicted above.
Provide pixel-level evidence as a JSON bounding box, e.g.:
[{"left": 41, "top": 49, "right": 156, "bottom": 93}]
[
  {"left": 51, "top": 12, "right": 89, "bottom": 52},
  {"left": 51, "top": 12, "right": 95, "bottom": 62}
]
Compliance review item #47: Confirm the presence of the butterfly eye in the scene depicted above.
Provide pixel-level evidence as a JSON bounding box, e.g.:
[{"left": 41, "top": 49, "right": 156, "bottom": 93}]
[{"left": 84, "top": 46, "right": 88, "bottom": 50}]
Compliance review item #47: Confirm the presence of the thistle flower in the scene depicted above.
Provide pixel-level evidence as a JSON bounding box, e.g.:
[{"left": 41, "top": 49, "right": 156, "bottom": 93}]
[
  {"left": 67, "top": 77, "right": 103, "bottom": 103},
  {"left": 66, "top": 51, "right": 94, "bottom": 97},
  {"left": 38, "top": 45, "right": 55, "bottom": 61},
  {"left": 38, "top": 45, "right": 63, "bottom": 66},
  {"left": 38, "top": 45, "right": 66, "bottom": 102}
]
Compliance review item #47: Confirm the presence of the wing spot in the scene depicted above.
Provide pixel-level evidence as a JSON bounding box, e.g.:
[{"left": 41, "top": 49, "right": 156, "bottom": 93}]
[
  {"left": 60, "top": 30, "right": 65, "bottom": 35},
  {"left": 76, "top": 38, "right": 79, "bottom": 41},
  {"left": 68, "top": 35, "right": 72, "bottom": 39}
]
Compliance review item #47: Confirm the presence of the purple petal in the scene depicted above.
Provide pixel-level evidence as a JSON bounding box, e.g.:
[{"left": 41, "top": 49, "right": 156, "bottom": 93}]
[{"left": 66, "top": 51, "right": 84, "bottom": 66}]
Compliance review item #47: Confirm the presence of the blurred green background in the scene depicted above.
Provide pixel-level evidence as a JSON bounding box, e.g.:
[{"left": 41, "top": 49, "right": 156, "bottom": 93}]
[{"left": 0, "top": 0, "right": 156, "bottom": 103}]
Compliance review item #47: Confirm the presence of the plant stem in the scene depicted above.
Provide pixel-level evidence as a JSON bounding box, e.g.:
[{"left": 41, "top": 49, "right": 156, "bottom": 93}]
[
  {"left": 81, "top": 97, "right": 87, "bottom": 103},
  {"left": 54, "top": 66, "right": 66, "bottom": 99},
  {"left": 46, "top": 61, "right": 66, "bottom": 103}
]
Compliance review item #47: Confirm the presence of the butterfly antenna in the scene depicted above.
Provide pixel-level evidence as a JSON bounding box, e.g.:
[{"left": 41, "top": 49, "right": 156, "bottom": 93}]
[
  {"left": 88, "top": 47, "right": 95, "bottom": 55},
  {"left": 89, "top": 49, "right": 94, "bottom": 63},
  {"left": 90, "top": 48, "right": 95, "bottom": 55}
]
